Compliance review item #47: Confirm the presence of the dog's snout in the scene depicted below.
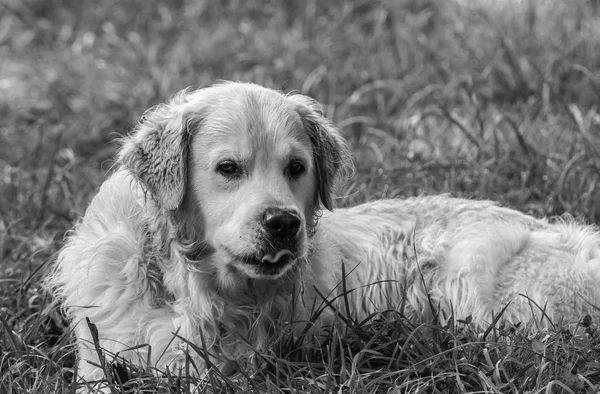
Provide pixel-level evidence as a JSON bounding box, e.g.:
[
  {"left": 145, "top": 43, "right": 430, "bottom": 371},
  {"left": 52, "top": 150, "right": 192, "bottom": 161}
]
[{"left": 262, "top": 208, "right": 301, "bottom": 239}]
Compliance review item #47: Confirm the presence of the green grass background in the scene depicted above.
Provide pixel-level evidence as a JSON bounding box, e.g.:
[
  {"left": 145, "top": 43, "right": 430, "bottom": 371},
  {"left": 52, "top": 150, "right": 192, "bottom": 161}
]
[{"left": 1, "top": 0, "right": 600, "bottom": 392}]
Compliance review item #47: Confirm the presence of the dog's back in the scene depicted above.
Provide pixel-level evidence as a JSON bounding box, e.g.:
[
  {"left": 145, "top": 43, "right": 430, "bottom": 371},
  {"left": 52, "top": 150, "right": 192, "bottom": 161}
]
[{"left": 319, "top": 195, "right": 600, "bottom": 326}]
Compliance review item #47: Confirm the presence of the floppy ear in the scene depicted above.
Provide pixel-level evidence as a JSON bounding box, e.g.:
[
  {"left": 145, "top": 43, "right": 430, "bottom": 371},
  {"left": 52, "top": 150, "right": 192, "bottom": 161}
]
[
  {"left": 291, "top": 95, "right": 352, "bottom": 210},
  {"left": 118, "top": 92, "right": 195, "bottom": 210}
]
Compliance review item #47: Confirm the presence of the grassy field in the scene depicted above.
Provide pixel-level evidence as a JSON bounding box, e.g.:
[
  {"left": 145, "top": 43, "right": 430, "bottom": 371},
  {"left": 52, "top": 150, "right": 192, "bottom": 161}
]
[{"left": 2, "top": 0, "right": 600, "bottom": 392}]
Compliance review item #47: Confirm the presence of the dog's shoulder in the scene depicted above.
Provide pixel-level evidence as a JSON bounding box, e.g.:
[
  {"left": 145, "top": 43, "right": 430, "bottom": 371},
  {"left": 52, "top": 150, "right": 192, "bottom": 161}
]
[
  {"left": 322, "top": 199, "right": 418, "bottom": 237},
  {"left": 81, "top": 169, "right": 153, "bottom": 223}
]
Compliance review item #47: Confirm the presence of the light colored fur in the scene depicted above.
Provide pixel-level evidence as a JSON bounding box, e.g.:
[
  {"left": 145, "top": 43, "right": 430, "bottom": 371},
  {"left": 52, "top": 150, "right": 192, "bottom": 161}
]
[{"left": 49, "top": 82, "right": 600, "bottom": 389}]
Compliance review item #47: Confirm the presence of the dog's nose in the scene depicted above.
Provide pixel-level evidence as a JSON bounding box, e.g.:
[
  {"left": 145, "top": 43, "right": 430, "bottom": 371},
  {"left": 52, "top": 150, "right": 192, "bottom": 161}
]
[{"left": 262, "top": 208, "right": 301, "bottom": 239}]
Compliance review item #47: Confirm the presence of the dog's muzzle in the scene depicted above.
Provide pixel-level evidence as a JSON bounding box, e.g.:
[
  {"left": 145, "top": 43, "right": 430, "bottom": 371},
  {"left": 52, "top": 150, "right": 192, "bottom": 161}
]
[{"left": 239, "top": 208, "right": 303, "bottom": 277}]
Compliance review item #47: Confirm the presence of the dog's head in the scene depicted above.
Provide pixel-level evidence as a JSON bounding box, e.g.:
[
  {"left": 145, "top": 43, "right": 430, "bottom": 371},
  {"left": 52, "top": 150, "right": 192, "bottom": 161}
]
[{"left": 119, "top": 82, "right": 351, "bottom": 282}]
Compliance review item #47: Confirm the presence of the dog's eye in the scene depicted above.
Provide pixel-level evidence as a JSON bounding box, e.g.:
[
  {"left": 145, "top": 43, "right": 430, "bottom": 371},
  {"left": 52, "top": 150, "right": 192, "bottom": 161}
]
[
  {"left": 217, "top": 160, "right": 239, "bottom": 176},
  {"left": 288, "top": 160, "right": 306, "bottom": 178}
]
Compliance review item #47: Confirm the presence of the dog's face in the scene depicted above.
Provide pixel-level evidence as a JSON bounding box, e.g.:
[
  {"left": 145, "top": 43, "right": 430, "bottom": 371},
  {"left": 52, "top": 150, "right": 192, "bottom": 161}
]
[
  {"left": 119, "top": 82, "right": 349, "bottom": 284},
  {"left": 189, "top": 91, "right": 318, "bottom": 279}
]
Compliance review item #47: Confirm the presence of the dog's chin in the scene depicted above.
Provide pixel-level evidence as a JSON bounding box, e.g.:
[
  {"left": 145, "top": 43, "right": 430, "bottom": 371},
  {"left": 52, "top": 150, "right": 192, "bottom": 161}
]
[{"left": 231, "top": 251, "right": 299, "bottom": 279}]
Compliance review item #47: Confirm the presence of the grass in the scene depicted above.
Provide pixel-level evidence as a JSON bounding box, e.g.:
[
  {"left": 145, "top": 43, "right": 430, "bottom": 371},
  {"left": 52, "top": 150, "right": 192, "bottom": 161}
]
[{"left": 1, "top": 0, "right": 600, "bottom": 392}]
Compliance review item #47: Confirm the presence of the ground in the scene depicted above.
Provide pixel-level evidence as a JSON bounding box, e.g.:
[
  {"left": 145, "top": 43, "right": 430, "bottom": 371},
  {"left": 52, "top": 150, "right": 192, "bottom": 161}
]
[{"left": 1, "top": 0, "right": 600, "bottom": 392}]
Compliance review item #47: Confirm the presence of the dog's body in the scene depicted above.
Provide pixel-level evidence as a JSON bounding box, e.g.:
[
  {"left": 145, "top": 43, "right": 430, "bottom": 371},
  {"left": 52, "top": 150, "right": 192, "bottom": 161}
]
[{"left": 50, "top": 82, "right": 600, "bottom": 387}]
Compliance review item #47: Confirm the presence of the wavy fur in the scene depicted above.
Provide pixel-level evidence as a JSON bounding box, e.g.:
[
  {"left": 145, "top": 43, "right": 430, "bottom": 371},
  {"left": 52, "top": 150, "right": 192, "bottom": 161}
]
[{"left": 48, "top": 82, "right": 600, "bottom": 390}]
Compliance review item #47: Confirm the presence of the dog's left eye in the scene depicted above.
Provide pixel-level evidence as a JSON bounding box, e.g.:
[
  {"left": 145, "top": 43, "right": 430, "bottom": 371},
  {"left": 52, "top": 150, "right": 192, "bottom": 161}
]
[
  {"left": 288, "top": 160, "right": 306, "bottom": 178},
  {"left": 217, "top": 160, "right": 240, "bottom": 177}
]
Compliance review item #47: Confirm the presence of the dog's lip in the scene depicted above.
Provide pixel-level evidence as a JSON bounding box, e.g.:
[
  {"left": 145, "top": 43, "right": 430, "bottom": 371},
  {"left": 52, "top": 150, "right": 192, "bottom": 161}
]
[
  {"left": 241, "top": 249, "right": 298, "bottom": 269},
  {"left": 227, "top": 248, "right": 302, "bottom": 277},
  {"left": 261, "top": 249, "right": 296, "bottom": 264}
]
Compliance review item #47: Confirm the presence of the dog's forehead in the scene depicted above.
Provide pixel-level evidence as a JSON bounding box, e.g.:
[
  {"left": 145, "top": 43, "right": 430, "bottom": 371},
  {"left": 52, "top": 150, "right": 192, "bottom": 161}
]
[{"left": 193, "top": 91, "right": 313, "bottom": 164}]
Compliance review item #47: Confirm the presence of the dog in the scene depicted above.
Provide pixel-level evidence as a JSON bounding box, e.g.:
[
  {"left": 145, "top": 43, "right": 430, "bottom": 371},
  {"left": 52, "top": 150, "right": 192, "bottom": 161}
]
[{"left": 49, "top": 81, "right": 600, "bottom": 388}]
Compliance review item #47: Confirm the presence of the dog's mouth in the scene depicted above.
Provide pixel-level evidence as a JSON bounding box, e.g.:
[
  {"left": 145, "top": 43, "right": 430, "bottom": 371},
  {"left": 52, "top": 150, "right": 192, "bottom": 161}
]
[{"left": 241, "top": 249, "right": 298, "bottom": 277}]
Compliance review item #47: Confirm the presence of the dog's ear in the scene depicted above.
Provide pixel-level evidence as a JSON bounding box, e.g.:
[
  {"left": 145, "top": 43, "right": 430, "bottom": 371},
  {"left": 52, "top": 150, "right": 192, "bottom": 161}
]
[
  {"left": 291, "top": 95, "right": 352, "bottom": 210},
  {"left": 118, "top": 92, "right": 197, "bottom": 210}
]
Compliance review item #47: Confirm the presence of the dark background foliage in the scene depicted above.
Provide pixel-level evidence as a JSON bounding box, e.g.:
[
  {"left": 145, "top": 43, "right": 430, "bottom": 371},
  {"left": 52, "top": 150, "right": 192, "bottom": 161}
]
[{"left": 1, "top": 0, "right": 600, "bottom": 392}]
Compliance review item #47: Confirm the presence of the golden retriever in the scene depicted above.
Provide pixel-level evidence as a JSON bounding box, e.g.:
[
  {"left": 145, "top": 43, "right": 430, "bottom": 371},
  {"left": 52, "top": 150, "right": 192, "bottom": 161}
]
[{"left": 50, "top": 81, "right": 600, "bottom": 388}]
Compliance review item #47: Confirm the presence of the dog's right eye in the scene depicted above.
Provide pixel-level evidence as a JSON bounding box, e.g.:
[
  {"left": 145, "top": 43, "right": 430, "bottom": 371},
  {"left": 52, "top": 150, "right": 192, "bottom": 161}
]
[{"left": 217, "top": 160, "right": 239, "bottom": 176}]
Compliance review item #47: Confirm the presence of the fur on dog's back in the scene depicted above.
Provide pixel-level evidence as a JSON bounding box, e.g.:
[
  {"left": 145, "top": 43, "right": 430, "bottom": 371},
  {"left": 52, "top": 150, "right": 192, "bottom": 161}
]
[
  {"left": 48, "top": 82, "right": 600, "bottom": 389},
  {"left": 321, "top": 196, "right": 600, "bottom": 325}
]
